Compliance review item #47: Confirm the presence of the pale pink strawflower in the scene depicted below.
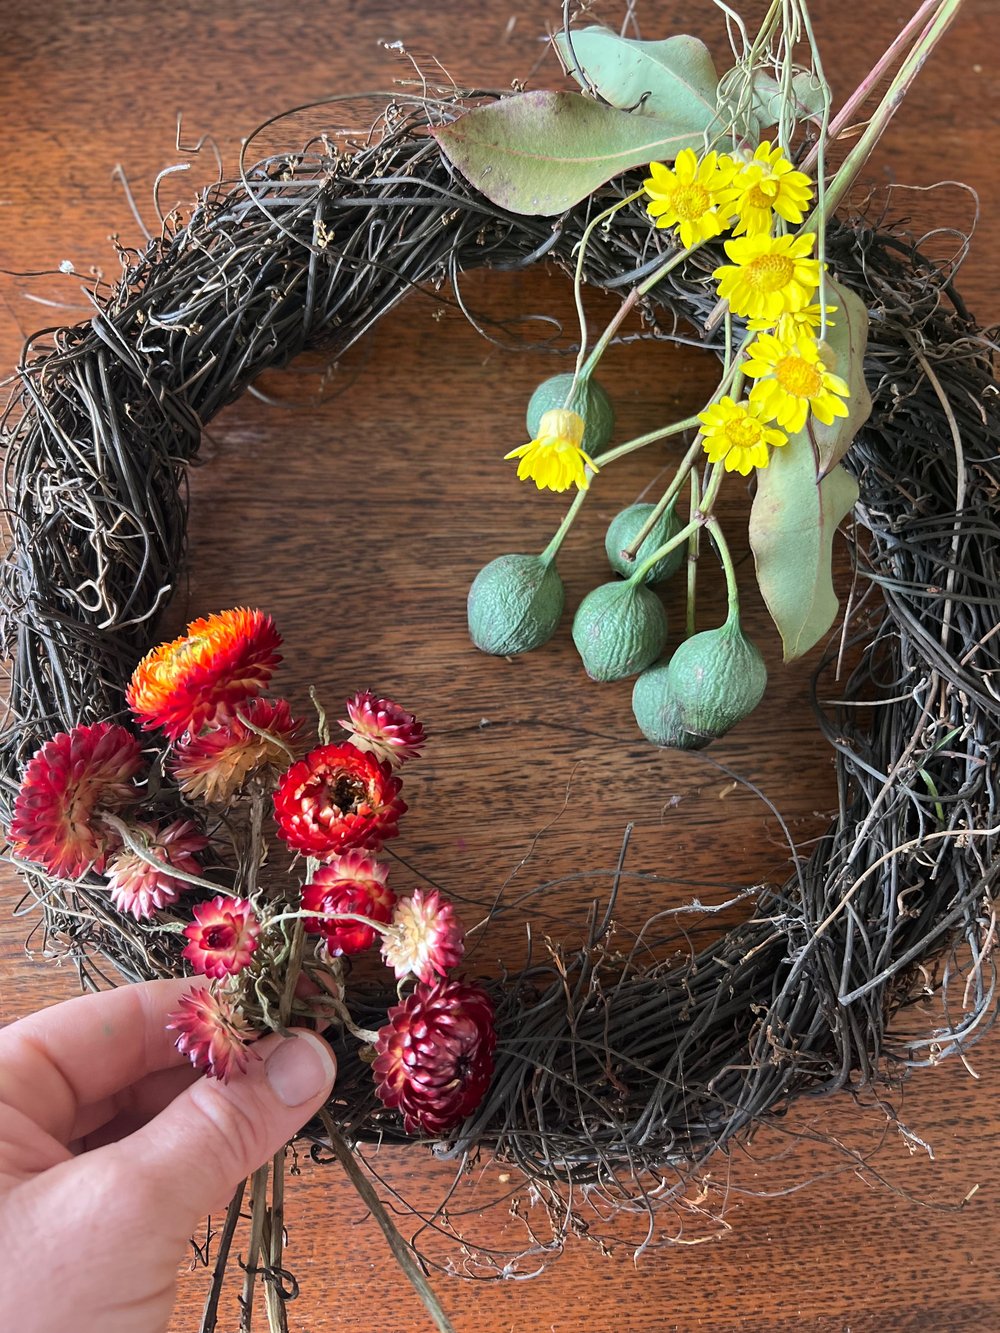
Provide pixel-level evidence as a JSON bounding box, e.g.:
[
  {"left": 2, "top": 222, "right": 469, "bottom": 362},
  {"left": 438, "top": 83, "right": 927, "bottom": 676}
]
[
  {"left": 381, "top": 887, "right": 465, "bottom": 984},
  {"left": 340, "top": 691, "right": 426, "bottom": 769},
  {"left": 105, "top": 818, "right": 208, "bottom": 920},
  {"left": 167, "top": 986, "right": 259, "bottom": 1081},
  {"left": 183, "top": 895, "right": 260, "bottom": 978}
]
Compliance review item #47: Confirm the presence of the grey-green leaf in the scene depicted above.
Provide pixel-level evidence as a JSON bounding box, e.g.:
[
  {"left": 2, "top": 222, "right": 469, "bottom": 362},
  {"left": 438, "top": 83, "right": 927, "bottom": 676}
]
[
  {"left": 749, "top": 446, "right": 859, "bottom": 663},
  {"left": 810, "top": 277, "right": 872, "bottom": 478},
  {"left": 555, "top": 28, "right": 719, "bottom": 131},
  {"left": 434, "top": 91, "right": 710, "bottom": 216}
]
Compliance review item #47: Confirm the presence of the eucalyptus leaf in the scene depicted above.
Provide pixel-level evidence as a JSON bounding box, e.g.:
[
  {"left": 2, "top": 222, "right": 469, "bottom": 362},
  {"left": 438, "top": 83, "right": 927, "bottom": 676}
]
[
  {"left": 810, "top": 277, "right": 872, "bottom": 478},
  {"left": 434, "top": 92, "right": 709, "bottom": 216},
  {"left": 749, "top": 445, "right": 859, "bottom": 662},
  {"left": 554, "top": 28, "right": 718, "bottom": 131}
]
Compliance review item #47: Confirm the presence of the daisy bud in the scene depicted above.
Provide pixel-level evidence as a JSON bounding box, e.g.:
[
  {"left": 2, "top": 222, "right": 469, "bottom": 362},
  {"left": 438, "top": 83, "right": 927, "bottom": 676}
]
[
  {"left": 167, "top": 986, "right": 259, "bottom": 1081},
  {"left": 373, "top": 980, "right": 496, "bottom": 1137},
  {"left": 381, "top": 888, "right": 465, "bottom": 984},
  {"left": 183, "top": 895, "right": 260, "bottom": 978},
  {"left": 340, "top": 691, "right": 425, "bottom": 769},
  {"left": 9, "top": 722, "right": 144, "bottom": 878},
  {"left": 105, "top": 818, "right": 209, "bottom": 919},
  {"left": 301, "top": 851, "right": 395, "bottom": 956}
]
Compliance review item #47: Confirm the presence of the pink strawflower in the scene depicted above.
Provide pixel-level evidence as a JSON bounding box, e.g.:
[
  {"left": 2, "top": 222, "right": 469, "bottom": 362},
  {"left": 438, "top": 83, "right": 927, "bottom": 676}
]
[
  {"left": 172, "top": 697, "right": 303, "bottom": 803},
  {"left": 381, "top": 888, "right": 465, "bottom": 983},
  {"left": 9, "top": 722, "right": 144, "bottom": 878},
  {"left": 167, "top": 985, "right": 259, "bottom": 1081},
  {"left": 182, "top": 895, "right": 260, "bottom": 978},
  {"left": 105, "top": 818, "right": 209, "bottom": 920},
  {"left": 373, "top": 979, "right": 496, "bottom": 1136},
  {"left": 301, "top": 851, "right": 395, "bottom": 956},
  {"left": 340, "top": 691, "right": 426, "bottom": 769}
]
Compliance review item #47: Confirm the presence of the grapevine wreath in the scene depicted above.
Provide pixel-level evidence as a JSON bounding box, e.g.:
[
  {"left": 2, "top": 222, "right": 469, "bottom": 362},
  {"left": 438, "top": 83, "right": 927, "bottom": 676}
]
[{"left": 2, "top": 3, "right": 998, "bottom": 1330}]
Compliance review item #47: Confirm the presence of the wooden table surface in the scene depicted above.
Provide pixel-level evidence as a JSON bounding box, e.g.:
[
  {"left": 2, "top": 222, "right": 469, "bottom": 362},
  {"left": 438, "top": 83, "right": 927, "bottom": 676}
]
[{"left": 1, "top": 3, "right": 998, "bottom": 1330}]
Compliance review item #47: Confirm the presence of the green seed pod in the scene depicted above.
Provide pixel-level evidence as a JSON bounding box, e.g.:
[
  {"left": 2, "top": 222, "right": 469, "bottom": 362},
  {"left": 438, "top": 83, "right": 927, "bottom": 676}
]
[
  {"left": 631, "top": 664, "right": 706, "bottom": 749},
  {"left": 605, "top": 502, "right": 684, "bottom": 585},
  {"left": 571, "top": 580, "right": 668, "bottom": 681},
  {"left": 468, "top": 554, "right": 565, "bottom": 656},
  {"left": 632, "top": 615, "right": 767, "bottom": 748},
  {"left": 526, "top": 373, "right": 614, "bottom": 454}
]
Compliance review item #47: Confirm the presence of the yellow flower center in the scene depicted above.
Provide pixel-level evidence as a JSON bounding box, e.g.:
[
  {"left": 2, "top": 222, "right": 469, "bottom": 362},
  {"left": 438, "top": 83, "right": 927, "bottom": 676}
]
[
  {"left": 775, "top": 354, "right": 823, "bottom": 399},
  {"left": 724, "top": 417, "right": 763, "bottom": 450},
  {"left": 745, "top": 253, "right": 795, "bottom": 291},
  {"left": 672, "top": 183, "right": 711, "bottom": 220},
  {"left": 745, "top": 179, "right": 778, "bottom": 209}
]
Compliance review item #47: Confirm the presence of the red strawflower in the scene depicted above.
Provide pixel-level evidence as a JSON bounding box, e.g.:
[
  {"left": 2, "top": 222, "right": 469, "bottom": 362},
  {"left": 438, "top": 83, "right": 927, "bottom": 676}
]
[
  {"left": 9, "top": 722, "right": 144, "bottom": 878},
  {"left": 340, "top": 690, "right": 426, "bottom": 769},
  {"left": 105, "top": 818, "right": 209, "bottom": 919},
  {"left": 167, "top": 985, "right": 259, "bottom": 1081},
  {"left": 373, "top": 979, "right": 496, "bottom": 1136},
  {"left": 172, "top": 697, "right": 302, "bottom": 803},
  {"left": 273, "top": 741, "right": 406, "bottom": 859},
  {"left": 183, "top": 895, "right": 260, "bottom": 977},
  {"left": 381, "top": 888, "right": 465, "bottom": 984},
  {"left": 301, "top": 851, "right": 395, "bottom": 956},
  {"left": 126, "top": 607, "right": 282, "bottom": 741}
]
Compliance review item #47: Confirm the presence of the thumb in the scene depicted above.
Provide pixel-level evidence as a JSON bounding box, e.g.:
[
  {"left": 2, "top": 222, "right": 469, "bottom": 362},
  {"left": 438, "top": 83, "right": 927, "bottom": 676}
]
[{"left": 107, "top": 1029, "right": 336, "bottom": 1234}]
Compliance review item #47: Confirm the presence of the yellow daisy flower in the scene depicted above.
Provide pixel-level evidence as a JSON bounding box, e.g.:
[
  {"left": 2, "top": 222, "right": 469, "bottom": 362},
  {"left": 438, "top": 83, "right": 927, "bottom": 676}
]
[
  {"left": 643, "top": 149, "right": 737, "bottom": 249},
  {"left": 713, "top": 232, "right": 821, "bottom": 323},
  {"left": 504, "top": 408, "right": 599, "bottom": 492},
  {"left": 748, "top": 301, "right": 837, "bottom": 341},
  {"left": 716, "top": 141, "right": 814, "bottom": 236},
  {"left": 697, "top": 395, "right": 788, "bottom": 476},
  {"left": 743, "top": 333, "right": 851, "bottom": 435}
]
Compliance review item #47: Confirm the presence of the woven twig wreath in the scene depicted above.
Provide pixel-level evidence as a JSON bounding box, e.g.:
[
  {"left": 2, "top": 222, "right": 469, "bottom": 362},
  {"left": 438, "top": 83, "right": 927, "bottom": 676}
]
[{"left": 1, "top": 96, "right": 998, "bottom": 1206}]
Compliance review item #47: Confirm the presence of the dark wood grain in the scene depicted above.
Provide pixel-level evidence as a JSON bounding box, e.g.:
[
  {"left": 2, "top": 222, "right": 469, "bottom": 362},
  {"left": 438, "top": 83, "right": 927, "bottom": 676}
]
[{"left": 1, "top": 3, "right": 998, "bottom": 1330}]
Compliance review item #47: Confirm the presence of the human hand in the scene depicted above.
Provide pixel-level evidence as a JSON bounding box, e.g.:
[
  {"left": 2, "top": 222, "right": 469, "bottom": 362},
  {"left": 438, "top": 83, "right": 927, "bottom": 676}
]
[{"left": 0, "top": 977, "right": 336, "bottom": 1333}]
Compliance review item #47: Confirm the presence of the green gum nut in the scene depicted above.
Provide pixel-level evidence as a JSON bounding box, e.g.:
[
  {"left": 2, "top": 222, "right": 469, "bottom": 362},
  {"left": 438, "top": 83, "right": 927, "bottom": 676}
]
[
  {"left": 632, "top": 615, "right": 768, "bottom": 748},
  {"left": 468, "top": 553, "right": 565, "bottom": 656},
  {"left": 571, "top": 579, "right": 668, "bottom": 682},
  {"left": 526, "top": 373, "right": 614, "bottom": 454},
  {"left": 605, "top": 502, "right": 684, "bottom": 585}
]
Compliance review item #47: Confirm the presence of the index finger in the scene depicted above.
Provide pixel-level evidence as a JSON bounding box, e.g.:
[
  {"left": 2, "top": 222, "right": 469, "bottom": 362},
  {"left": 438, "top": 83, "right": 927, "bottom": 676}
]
[{"left": 0, "top": 977, "right": 196, "bottom": 1144}]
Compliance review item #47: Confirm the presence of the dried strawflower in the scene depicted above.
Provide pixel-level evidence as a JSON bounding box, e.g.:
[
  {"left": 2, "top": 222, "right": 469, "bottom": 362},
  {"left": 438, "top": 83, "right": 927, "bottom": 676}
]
[
  {"left": 183, "top": 895, "right": 260, "bottom": 977},
  {"left": 381, "top": 888, "right": 465, "bottom": 983},
  {"left": 9, "top": 722, "right": 144, "bottom": 878},
  {"left": 373, "top": 979, "right": 495, "bottom": 1136},
  {"left": 172, "top": 697, "right": 302, "bottom": 802},
  {"left": 340, "top": 691, "right": 425, "bottom": 769},
  {"left": 301, "top": 851, "right": 395, "bottom": 956},
  {"left": 273, "top": 742, "right": 406, "bottom": 859},
  {"left": 105, "top": 818, "right": 209, "bottom": 919},
  {"left": 167, "top": 986, "right": 259, "bottom": 1081},
  {"left": 127, "top": 607, "right": 282, "bottom": 741}
]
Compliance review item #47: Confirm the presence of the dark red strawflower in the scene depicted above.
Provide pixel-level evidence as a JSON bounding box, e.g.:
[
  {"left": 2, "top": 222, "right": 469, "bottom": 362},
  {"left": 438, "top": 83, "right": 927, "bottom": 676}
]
[
  {"left": 273, "top": 741, "right": 406, "bottom": 859},
  {"left": 373, "top": 979, "right": 496, "bottom": 1136},
  {"left": 127, "top": 607, "right": 282, "bottom": 741},
  {"left": 9, "top": 722, "right": 144, "bottom": 878},
  {"left": 301, "top": 851, "right": 395, "bottom": 956},
  {"left": 182, "top": 895, "right": 260, "bottom": 978}
]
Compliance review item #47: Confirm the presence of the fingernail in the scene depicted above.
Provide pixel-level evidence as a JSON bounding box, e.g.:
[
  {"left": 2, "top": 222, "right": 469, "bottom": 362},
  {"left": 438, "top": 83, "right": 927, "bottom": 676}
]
[{"left": 265, "top": 1033, "right": 337, "bottom": 1107}]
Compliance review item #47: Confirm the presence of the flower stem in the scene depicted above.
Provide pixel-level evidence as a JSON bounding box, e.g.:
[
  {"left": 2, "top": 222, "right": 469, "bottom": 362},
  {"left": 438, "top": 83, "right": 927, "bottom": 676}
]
[
  {"left": 686, "top": 469, "right": 701, "bottom": 638},
  {"left": 319, "top": 1113, "right": 458, "bottom": 1333},
  {"left": 540, "top": 484, "right": 588, "bottom": 562},
  {"left": 568, "top": 188, "right": 644, "bottom": 396},
  {"left": 240, "top": 1164, "right": 270, "bottom": 1333},
  {"left": 800, "top": 0, "right": 965, "bottom": 230},
  {"left": 199, "top": 1179, "right": 246, "bottom": 1333},
  {"left": 706, "top": 515, "right": 741, "bottom": 619},
  {"left": 590, "top": 413, "right": 700, "bottom": 470},
  {"left": 628, "top": 465, "right": 725, "bottom": 585},
  {"left": 263, "top": 1150, "right": 289, "bottom": 1333}
]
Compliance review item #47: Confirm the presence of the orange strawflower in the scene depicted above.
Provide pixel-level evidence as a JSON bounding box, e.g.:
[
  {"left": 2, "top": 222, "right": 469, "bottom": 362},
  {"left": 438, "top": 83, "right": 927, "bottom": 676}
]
[{"left": 127, "top": 608, "right": 282, "bottom": 742}]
